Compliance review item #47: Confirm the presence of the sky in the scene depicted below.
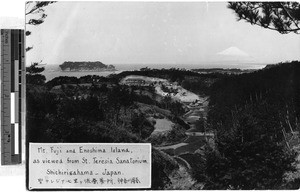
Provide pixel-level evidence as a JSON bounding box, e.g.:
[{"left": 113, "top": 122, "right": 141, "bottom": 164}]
[{"left": 23, "top": 1, "right": 300, "bottom": 68}]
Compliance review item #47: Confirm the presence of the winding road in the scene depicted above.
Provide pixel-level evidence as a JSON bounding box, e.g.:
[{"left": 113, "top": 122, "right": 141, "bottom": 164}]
[{"left": 157, "top": 96, "right": 214, "bottom": 159}]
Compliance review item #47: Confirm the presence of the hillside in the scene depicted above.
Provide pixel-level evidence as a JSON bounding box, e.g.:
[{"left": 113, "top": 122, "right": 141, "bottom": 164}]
[
  {"left": 26, "top": 62, "right": 300, "bottom": 189},
  {"left": 205, "top": 61, "right": 300, "bottom": 189},
  {"left": 209, "top": 61, "right": 300, "bottom": 134},
  {"left": 27, "top": 73, "right": 195, "bottom": 189}
]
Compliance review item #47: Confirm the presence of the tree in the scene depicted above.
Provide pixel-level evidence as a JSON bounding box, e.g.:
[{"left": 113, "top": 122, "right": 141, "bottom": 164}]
[
  {"left": 228, "top": 2, "right": 300, "bottom": 34},
  {"left": 25, "top": 1, "right": 56, "bottom": 51},
  {"left": 26, "top": 2, "right": 56, "bottom": 83},
  {"left": 204, "top": 101, "right": 297, "bottom": 189},
  {"left": 26, "top": 62, "right": 46, "bottom": 85},
  {"left": 25, "top": 1, "right": 56, "bottom": 32},
  {"left": 26, "top": 62, "right": 44, "bottom": 74}
]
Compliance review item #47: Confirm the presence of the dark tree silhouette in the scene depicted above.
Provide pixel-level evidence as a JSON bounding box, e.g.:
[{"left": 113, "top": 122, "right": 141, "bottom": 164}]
[
  {"left": 26, "top": 62, "right": 44, "bottom": 74},
  {"left": 26, "top": 62, "right": 46, "bottom": 85},
  {"left": 25, "top": 1, "right": 56, "bottom": 51},
  {"left": 204, "top": 98, "right": 297, "bottom": 189},
  {"left": 26, "top": 2, "right": 56, "bottom": 83},
  {"left": 228, "top": 2, "right": 300, "bottom": 34},
  {"left": 26, "top": 1, "right": 56, "bottom": 27}
]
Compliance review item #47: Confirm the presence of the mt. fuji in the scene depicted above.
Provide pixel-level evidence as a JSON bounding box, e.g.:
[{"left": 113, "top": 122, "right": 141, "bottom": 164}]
[
  {"left": 209, "top": 46, "right": 263, "bottom": 69},
  {"left": 217, "top": 46, "right": 249, "bottom": 57}
]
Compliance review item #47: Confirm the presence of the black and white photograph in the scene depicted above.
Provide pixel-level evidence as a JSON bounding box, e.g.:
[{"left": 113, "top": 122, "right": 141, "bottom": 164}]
[{"left": 25, "top": 1, "right": 300, "bottom": 190}]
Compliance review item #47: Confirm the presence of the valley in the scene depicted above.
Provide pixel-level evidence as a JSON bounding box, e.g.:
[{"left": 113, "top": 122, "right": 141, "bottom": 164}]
[{"left": 26, "top": 62, "right": 300, "bottom": 189}]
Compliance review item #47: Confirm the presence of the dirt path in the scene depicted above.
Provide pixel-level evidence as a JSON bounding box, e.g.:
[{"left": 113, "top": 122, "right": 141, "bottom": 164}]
[{"left": 158, "top": 96, "right": 213, "bottom": 157}]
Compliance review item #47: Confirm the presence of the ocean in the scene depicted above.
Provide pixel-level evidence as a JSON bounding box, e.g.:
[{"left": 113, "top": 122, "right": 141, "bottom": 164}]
[{"left": 41, "top": 62, "right": 267, "bottom": 82}]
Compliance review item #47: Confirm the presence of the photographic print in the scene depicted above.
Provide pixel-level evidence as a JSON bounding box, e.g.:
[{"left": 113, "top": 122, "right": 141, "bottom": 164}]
[{"left": 26, "top": 1, "right": 300, "bottom": 190}]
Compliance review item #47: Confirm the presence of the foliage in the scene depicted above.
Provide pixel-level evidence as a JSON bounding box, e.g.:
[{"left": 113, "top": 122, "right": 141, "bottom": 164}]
[
  {"left": 204, "top": 102, "right": 297, "bottom": 189},
  {"left": 26, "top": 1, "right": 56, "bottom": 32},
  {"left": 25, "top": 2, "right": 54, "bottom": 84},
  {"left": 151, "top": 149, "right": 179, "bottom": 189},
  {"left": 179, "top": 152, "right": 206, "bottom": 183},
  {"left": 112, "top": 67, "right": 223, "bottom": 85},
  {"left": 204, "top": 61, "right": 300, "bottom": 189},
  {"left": 26, "top": 74, "right": 46, "bottom": 85},
  {"left": 228, "top": 2, "right": 300, "bottom": 34},
  {"left": 25, "top": 1, "right": 56, "bottom": 54},
  {"left": 79, "top": 75, "right": 110, "bottom": 84},
  {"left": 26, "top": 62, "right": 45, "bottom": 74},
  {"left": 165, "top": 165, "right": 199, "bottom": 190},
  {"left": 46, "top": 76, "right": 80, "bottom": 88},
  {"left": 26, "top": 63, "right": 300, "bottom": 189},
  {"left": 147, "top": 125, "right": 187, "bottom": 146},
  {"left": 209, "top": 61, "right": 300, "bottom": 135},
  {"left": 27, "top": 71, "right": 189, "bottom": 189},
  {"left": 26, "top": 62, "right": 46, "bottom": 85},
  {"left": 27, "top": 76, "right": 159, "bottom": 142},
  {"left": 130, "top": 111, "right": 154, "bottom": 139},
  {"left": 59, "top": 61, "right": 115, "bottom": 71},
  {"left": 160, "top": 96, "right": 185, "bottom": 116}
]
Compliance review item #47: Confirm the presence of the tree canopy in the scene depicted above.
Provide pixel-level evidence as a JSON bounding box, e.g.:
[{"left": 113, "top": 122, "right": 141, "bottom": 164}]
[
  {"left": 25, "top": 1, "right": 56, "bottom": 26},
  {"left": 228, "top": 2, "right": 300, "bottom": 34},
  {"left": 26, "top": 2, "right": 56, "bottom": 84},
  {"left": 25, "top": 1, "right": 56, "bottom": 51}
]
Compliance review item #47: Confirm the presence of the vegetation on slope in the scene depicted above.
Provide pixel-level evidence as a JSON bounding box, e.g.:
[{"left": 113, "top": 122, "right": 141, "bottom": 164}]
[
  {"left": 26, "top": 62, "right": 300, "bottom": 189},
  {"left": 205, "top": 61, "right": 300, "bottom": 189}
]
